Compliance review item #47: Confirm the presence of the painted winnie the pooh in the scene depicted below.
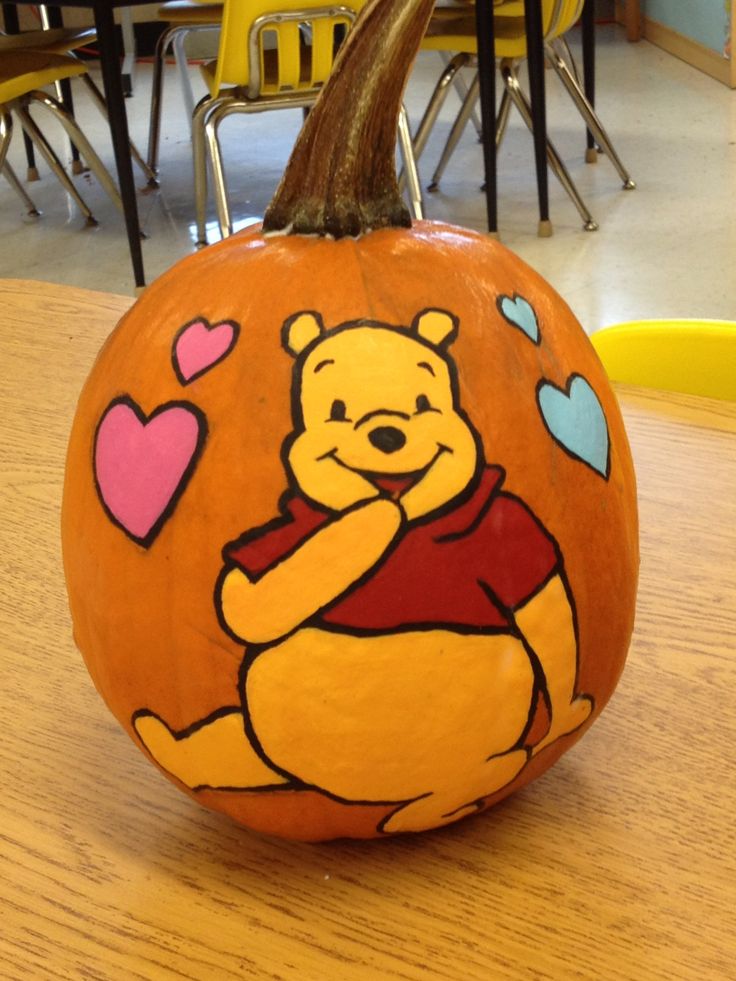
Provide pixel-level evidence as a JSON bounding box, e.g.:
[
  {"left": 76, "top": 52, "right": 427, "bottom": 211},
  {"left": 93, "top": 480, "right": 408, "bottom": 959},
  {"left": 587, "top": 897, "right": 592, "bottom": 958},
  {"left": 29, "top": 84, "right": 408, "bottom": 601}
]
[{"left": 134, "top": 309, "right": 592, "bottom": 833}]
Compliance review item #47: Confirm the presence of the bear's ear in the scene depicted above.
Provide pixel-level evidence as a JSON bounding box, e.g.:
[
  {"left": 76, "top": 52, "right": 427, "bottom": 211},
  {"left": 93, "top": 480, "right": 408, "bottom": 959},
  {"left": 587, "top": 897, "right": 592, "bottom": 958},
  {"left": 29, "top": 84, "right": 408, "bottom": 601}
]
[
  {"left": 411, "top": 308, "right": 459, "bottom": 348},
  {"left": 282, "top": 311, "right": 325, "bottom": 356}
]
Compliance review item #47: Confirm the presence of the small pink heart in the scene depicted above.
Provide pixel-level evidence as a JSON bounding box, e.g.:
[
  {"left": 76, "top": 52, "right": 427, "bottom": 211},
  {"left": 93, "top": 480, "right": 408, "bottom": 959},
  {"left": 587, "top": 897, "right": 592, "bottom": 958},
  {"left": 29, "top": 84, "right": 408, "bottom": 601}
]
[
  {"left": 172, "top": 318, "right": 239, "bottom": 384},
  {"left": 94, "top": 397, "right": 207, "bottom": 546}
]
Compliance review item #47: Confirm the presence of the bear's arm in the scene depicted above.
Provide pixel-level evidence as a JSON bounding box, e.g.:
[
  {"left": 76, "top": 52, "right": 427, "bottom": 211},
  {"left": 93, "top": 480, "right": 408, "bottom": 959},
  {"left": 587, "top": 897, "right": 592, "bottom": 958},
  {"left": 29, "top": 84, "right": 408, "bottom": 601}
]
[{"left": 219, "top": 498, "right": 403, "bottom": 644}]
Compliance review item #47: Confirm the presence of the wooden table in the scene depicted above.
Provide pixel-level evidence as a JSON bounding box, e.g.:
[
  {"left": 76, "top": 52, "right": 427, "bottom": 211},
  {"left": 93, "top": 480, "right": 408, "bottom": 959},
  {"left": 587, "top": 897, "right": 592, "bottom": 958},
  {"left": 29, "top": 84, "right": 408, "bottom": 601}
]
[{"left": 2, "top": 279, "right": 734, "bottom": 980}]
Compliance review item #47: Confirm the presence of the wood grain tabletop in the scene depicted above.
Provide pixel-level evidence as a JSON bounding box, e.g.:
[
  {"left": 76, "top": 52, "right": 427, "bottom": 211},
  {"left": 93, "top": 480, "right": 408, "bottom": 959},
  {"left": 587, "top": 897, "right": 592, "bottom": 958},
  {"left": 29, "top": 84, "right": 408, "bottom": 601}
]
[{"left": 1, "top": 278, "right": 734, "bottom": 981}]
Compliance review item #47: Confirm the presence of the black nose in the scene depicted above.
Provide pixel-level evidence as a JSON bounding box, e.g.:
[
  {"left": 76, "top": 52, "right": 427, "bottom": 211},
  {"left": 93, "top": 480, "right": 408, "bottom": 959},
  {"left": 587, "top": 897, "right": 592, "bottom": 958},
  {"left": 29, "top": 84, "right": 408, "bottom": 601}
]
[{"left": 368, "top": 426, "right": 406, "bottom": 453}]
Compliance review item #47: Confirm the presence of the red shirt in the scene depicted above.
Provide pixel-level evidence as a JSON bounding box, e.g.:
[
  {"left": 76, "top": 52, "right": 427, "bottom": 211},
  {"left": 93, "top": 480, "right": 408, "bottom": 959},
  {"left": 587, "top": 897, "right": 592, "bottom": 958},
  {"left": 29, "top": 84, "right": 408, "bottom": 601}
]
[{"left": 225, "top": 467, "right": 558, "bottom": 632}]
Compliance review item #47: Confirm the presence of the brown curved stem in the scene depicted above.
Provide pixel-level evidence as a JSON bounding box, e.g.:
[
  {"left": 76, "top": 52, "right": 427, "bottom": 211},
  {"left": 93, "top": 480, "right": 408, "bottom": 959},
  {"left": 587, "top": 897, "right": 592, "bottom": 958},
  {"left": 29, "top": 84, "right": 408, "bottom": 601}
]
[{"left": 263, "top": 0, "right": 435, "bottom": 238}]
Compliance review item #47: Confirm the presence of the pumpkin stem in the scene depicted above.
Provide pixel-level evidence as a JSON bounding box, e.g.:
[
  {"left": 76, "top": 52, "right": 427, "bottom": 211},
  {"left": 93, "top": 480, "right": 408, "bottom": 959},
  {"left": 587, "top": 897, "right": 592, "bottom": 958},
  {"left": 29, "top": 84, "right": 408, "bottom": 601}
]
[{"left": 262, "top": 0, "right": 435, "bottom": 238}]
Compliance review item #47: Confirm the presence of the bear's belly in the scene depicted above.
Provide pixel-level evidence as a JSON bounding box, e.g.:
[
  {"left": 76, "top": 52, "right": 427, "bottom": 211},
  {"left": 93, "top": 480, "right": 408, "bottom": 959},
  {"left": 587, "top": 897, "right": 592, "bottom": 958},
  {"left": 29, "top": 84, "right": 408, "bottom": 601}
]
[{"left": 244, "top": 627, "right": 535, "bottom": 802}]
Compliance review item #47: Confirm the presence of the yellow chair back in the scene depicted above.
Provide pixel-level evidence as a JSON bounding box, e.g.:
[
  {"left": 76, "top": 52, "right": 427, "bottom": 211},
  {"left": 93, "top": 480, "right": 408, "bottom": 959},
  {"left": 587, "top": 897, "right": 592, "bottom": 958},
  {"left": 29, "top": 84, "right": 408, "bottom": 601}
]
[
  {"left": 590, "top": 320, "right": 736, "bottom": 402},
  {"left": 209, "top": 0, "right": 363, "bottom": 98}
]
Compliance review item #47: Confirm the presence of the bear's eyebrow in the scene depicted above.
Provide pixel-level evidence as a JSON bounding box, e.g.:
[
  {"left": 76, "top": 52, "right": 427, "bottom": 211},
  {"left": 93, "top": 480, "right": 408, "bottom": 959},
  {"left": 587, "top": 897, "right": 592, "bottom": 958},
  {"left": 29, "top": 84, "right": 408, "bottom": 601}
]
[
  {"left": 313, "top": 358, "right": 335, "bottom": 373},
  {"left": 417, "top": 361, "right": 435, "bottom": 376}
]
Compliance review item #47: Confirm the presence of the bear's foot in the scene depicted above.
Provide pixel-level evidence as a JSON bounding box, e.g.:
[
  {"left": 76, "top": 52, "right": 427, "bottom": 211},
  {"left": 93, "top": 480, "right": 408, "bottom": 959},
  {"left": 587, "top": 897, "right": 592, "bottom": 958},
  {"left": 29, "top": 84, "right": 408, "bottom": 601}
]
[
  {"left": 133, "top": 708, "right": 290, "bottom": 790},
  {"left": 381, "top": 747, "right": 529, "bottom": 834},
  {"left": 532, "top": 695, "right": 594, "bottom": 756}
]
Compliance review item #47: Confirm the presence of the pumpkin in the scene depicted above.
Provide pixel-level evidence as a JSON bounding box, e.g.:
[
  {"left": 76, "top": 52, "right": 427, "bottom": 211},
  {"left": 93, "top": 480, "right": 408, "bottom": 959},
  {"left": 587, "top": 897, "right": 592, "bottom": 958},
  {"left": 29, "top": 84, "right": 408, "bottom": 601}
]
[{"left": 62, "top": 0, "right": 638, "bottom": 841}]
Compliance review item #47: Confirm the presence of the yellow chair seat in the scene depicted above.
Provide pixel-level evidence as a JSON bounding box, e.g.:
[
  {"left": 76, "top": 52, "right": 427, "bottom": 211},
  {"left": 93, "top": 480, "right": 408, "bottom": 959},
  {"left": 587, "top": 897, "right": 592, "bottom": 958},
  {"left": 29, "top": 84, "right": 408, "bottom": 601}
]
[
  {"left": 157, "top": 1, "right": 224, "bottom": 25},
  {"left": 591, "top": 320, "right": 736, "bottom": 402},
  {"left": 0, "top": 51, "right": 86, "bottom": 104},
  {"left": 0, "top": 27, "right": 97, "bottom": 55}
]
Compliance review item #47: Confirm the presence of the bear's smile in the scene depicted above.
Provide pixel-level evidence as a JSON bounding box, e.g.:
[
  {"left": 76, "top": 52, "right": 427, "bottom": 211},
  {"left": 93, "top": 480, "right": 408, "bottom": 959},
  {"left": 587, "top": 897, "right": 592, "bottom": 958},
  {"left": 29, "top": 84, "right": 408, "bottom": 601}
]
[{"left": 320, "top": 445, "right": 451, "bottom": 500}]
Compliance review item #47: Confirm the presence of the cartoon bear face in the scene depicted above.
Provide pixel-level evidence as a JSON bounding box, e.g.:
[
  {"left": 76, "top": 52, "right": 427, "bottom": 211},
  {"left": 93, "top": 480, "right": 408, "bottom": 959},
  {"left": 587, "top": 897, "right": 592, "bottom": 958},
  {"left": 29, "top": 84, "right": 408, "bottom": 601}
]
[{"left": 282, "top": 310, "right": 482, "bottom": 520}]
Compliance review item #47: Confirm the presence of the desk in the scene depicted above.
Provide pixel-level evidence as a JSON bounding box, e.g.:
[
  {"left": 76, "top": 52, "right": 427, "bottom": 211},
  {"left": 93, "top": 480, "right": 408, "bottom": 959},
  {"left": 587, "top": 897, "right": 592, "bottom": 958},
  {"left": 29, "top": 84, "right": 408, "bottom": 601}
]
[{"left": 2, "top": 279, "right": 734, "bottom": 980}]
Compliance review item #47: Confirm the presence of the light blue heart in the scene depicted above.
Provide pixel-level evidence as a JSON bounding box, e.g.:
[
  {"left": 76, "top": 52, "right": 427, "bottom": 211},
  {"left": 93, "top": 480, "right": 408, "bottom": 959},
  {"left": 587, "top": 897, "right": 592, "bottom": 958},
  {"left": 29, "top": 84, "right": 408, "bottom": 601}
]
[
  {"left": 499, "top": 294, "right": 539, "bottom": 343},
  {"left": 537, "top": 375, "right": 610, "bottom": 478}
]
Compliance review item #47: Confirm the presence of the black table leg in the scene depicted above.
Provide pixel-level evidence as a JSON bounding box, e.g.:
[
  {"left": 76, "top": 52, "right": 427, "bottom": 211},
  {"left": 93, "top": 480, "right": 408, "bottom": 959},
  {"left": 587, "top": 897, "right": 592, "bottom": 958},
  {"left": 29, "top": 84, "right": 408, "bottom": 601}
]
[
  {"left": 523, "top": 0, "right": 551, "bottom": 236},
  {"left": 474, "top": 0, "right": 497, "bottom": 235},
  {"left": 581, "top": 0, "right": 597, "bottom": 160},
  {"left": 92, "top": 0, "right": 145, "bottom": 288}
]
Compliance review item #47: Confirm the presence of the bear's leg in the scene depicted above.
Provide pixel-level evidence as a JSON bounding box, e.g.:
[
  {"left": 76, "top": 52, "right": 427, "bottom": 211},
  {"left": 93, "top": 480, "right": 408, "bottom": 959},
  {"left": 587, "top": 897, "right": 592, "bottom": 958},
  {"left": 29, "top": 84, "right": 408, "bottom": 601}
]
[
  {"left": 514, "top": 574, "right": 593, "bottom": 755},
  {"left": 133, "top": 709, "right": 290, "bottom": 790},
  {"left": 381, "top": 748, "right": 529, "bottom": 834}
]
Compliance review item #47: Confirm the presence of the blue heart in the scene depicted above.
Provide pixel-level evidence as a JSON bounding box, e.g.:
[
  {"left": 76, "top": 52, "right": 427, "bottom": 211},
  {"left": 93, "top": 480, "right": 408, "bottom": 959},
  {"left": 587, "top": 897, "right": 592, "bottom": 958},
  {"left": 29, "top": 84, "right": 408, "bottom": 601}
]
[
  {"left": 537, "top": 375, "right": 610, "bottom": 478},
  {"left": 498, "top": 294, "right": 539, "bottom": 344}
]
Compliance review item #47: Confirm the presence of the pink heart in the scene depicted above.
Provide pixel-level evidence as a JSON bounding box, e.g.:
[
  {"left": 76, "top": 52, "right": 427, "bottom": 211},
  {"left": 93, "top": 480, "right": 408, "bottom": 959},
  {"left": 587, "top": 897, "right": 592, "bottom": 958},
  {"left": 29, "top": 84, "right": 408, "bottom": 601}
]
[
  {"left": 94, "top": 398, "right": 207, "bottom": 546},
  {"left": 172, "top": 318, "right": 239, "bottom": 384}
]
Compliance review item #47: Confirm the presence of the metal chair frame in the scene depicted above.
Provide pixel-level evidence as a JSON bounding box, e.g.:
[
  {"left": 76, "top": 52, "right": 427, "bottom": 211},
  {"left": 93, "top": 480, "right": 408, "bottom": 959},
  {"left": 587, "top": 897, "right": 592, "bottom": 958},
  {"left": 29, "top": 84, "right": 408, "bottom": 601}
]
[{"left": 193, "top": 4, "right": 423, "bottom": 246}]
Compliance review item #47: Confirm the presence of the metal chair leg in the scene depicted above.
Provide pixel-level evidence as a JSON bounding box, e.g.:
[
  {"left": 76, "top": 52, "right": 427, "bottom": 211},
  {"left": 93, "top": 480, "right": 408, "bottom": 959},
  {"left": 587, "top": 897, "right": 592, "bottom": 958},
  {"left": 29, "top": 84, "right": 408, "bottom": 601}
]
[
  {"left": 147, "top": 24, "right": 176, "bottom": 174},
  {"left": 204, "top": 103, "right": 233, "bottom": 240},
  {"left": 500, "top": 61, "right": 598, "bottom": 231},
  {"left": 495, "top": 84, "right": 512, "bottom": 148},
  {"left": 80, "top": 72, "right": 159, "bottom": 187},
  {"left": 0, "top": 110, "right": 13, "bottom": 173},
  {"left": 546, "top": 41, "right": 636, "bottom": 189},
  {"left": 14, "top": 102, "right": 98, "bottom": 225},
  {"left": 172, "top": 30, "right": 196, "bottom": 127},
  {"left": 27, "top": 90, "right": 124, "bottom": 214},
  {"left": 148, "top": 23, "right": 220, "bottom": 174},
  {"left": 439, "top": 51, "right": 482, "bottom": 139},
  {"left": 192, "top": 95, "right": 213, "bottom": 247},
  {"left": 428, "top": 71, "right": 480, "bottom": 192},
  {"left": 2, "top": 161, "right": 42, "bottom": 216},
  {"left": 398, "top": 104, "right": 423, "bottom": 219},
  {"left": 411, "top": 52, "right": 472, "bottom": 165}
]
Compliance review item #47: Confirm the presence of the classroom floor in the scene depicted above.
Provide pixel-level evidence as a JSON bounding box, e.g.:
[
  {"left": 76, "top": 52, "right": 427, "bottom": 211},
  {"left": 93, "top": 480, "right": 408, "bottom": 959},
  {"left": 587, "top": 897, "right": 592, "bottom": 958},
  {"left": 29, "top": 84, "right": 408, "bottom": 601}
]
[{"left": 1, "top": 23, "right": 734, "bottom": 332}]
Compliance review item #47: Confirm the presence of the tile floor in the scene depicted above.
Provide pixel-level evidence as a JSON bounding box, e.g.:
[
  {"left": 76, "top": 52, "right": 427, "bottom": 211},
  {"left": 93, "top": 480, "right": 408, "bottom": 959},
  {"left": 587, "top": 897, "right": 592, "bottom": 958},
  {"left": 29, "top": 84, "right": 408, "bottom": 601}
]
[{"left": 1, "top": 24, "right": 735, "bottom": 333}]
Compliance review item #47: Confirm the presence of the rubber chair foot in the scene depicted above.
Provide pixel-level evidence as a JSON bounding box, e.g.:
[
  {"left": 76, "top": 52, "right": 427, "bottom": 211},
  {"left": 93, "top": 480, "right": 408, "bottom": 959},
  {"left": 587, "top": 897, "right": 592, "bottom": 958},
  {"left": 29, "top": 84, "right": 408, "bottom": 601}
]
[
  {"left": 583, "top": 219, "right": 599, "bottom": 232},
  {"left": 27, "top": 167, "right": 40, "bottom": 182},
  {"left": 84, "top": 216, "right": 100, "bottom": 228},
  {"left": 585, "top": 147, "right": 598, "bottom": 164},
  {"left": 623, "top": 179, "right": 636, "bottom": 190},
  {"left": 28, "top": 208, "right": 42, "bottom": 218},
  {"left": 71, "top": 160, "right": 88, "bottom": 176},
  {"left": 427, "top": 182, "right": 439, "bottom": 193},
  {"left": 146, "top": 177, "right": 160, "bottom": 190},
  {"left": 537, "top": 219, "right": 554, "bottom": 238}
]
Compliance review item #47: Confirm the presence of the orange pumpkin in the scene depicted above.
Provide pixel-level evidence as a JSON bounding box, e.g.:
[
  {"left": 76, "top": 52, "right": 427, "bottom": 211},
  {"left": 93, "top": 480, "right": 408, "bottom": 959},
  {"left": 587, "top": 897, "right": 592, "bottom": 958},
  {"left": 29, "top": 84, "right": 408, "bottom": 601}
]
[{"left": 62, "top": 0, "right": 638, "bottom": 841}]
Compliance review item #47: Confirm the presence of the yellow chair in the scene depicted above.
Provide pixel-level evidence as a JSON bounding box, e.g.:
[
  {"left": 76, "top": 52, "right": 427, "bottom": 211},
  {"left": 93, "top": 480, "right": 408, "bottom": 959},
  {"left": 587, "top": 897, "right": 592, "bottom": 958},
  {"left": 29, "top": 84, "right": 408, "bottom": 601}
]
[
  {"left": 192, "top": 0, "right": 423, "bottom": 246},
  {"left": 0, "top": 50, "right": 122, "bottom": 226},
  {"left": 146, "top": 1, "right": 224, "bottom": 175},
  {"left": 0, "top": 26, "right": 155, "bottom": 185},
  {"left": 590, "top": 320, "right": 736, "bottom": 401},
  {"left": 414, "top": 0, "right": 634, "bottom": 232}
]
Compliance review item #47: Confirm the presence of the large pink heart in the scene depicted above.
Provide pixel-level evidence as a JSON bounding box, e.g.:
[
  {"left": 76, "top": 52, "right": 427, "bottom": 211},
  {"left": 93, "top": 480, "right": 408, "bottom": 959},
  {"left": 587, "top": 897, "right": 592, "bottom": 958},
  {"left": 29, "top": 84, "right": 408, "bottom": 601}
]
[
  {"left": 94, "top": 397, "right": 207, "bottom": 546},
  {"left": 172, "top": 318, "right": 239, "bottom": 384}
]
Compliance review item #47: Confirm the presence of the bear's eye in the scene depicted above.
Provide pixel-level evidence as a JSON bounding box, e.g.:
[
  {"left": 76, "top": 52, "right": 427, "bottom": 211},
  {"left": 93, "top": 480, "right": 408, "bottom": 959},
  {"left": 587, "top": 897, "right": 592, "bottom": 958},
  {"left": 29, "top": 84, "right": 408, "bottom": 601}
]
[
  {"left": 329, "top": 399, "right": 348, "bottom": 422},
  {"left": 415, "top": 394, "right": 433, "bottom": 413}
]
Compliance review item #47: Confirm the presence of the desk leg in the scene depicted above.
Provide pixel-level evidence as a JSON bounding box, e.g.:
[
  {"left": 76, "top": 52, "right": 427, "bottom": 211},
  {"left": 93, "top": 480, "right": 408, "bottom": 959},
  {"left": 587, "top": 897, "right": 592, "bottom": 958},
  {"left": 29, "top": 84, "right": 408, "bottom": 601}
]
[
  {"left": 581, "top": 0, "right": 596, "bottom": 160},
  {"left": 524, "top": 0, "right": 551, "bottom": 236},
  {"left": 93, "top": 1, "right": 145, "bottom": 288},
  {"left": 474, "top": 0, "right": 497, "bottom": 236}
]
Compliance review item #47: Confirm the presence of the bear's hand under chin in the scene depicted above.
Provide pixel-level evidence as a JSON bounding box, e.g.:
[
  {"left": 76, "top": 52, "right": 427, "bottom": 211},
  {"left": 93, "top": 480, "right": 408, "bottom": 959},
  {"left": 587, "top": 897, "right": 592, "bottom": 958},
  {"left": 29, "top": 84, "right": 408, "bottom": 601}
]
[
  {"left": 288, "top": 442, "right": 382, "bottom": 513},
  {"left": 219, "top": 498, "right": 404, "bottom": 644}
]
